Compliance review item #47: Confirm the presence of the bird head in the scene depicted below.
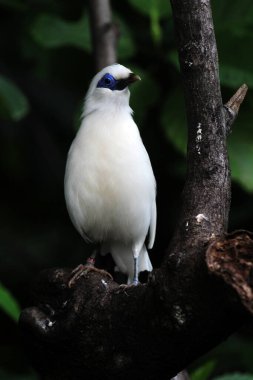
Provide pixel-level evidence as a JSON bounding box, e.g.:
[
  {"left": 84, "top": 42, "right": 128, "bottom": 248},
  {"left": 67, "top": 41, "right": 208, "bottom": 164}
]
[{"left": 83, "top": 64, "right": 141, "bottom": 116}]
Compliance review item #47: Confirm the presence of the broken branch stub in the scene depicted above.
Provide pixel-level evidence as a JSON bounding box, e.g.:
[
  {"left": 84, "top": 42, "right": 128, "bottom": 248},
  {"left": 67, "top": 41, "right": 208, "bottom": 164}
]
[{"left": 224, "top": 84, "right": 248, "bottom": 133}]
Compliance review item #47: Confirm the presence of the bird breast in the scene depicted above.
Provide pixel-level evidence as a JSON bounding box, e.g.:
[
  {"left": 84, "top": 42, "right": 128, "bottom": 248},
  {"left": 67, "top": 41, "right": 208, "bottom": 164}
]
[{"left": 64, "top": 111, "right": 156, "bottom": 244}]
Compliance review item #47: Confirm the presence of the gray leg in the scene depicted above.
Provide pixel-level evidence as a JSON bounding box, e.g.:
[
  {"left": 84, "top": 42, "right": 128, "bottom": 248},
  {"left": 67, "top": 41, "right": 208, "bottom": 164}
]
[{"left": 132, "top": 256, "right": 139, "bottom": 285}]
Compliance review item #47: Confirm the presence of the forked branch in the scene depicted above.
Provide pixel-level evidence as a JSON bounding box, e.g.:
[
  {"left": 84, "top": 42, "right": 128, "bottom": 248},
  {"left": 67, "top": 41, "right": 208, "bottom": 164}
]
[{"left": 19, "top": 1, "right": 251, "bottom": 380}]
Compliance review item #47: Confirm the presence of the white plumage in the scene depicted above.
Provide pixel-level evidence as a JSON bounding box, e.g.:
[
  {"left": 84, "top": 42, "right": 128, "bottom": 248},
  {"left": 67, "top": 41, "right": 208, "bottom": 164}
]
[{"left": 64, "top": 64, "right": 156, "bottom": 284}]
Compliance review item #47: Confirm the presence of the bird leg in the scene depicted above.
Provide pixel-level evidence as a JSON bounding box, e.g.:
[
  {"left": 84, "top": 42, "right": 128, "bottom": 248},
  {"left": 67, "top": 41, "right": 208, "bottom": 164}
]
[
  {"left": 132, "top": 257, "right": 139, "bottom": 285},
  {"left": 85, "top": 250, "right": 97, "bottom": 267},
  {"left": 68, "top": 249, "right": 113, "bottom": 288}
]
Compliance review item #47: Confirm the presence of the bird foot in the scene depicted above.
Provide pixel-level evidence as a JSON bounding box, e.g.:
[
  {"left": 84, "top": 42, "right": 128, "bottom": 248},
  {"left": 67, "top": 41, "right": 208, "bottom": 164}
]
[
  {"left": 68, "top": 264, "right": 113, "bottom": 288},
  {"left": 116, "top": 281, "right": 139, "bottom": 295},
  {"left": 119, "top": 281, "right": 139, "bottom": 289}
]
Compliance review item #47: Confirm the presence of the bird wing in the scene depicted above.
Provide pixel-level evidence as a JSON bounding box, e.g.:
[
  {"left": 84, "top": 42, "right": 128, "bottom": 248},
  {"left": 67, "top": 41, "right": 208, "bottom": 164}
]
[{"left": 148, "top": 200, "right": 157, "bottom": 249}]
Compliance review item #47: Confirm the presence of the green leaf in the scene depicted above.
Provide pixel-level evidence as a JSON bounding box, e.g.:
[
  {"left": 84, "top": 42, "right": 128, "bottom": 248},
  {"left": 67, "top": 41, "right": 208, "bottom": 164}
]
[
  {"left": 31, "top": 12, "right": 135, "bottom": 59},
  {"left": 161, "top": 87, "right": 187, "bottom": 154},
  {"left": 128, "top": 0, "right": 171, "bottom": 18},
  {"left": 0, "top": 283, "right": 20, "bottom": 322},
  {"left": 30, "top": 13, "right": 91, "bottom": 51},
  {"left": 0, "top": 76, "right": 30, "bottom": 121},
  {"left": 128, "top": 0, "right": 171, "bottom": 44},
  {"left": 191, "top": 361, "right": 216, "bottom": 380},
  {"left": 213, "top": 374, "right": 253, "bottom": 380},
  {"left": 168, "top": 50, "right": 180, "bottom": 71},
  {"left": 150, "top": 5, "right": 162, "bottom": 44}
]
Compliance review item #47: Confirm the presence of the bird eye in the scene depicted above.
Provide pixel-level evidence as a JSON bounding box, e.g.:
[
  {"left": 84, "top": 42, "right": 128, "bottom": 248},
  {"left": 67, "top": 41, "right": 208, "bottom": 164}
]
[
  {"left": 104, "top": 77, "right": 111, "bottom": 85},
  {"left": 97, "top": 73, "right": 116, "bottom": 90}
]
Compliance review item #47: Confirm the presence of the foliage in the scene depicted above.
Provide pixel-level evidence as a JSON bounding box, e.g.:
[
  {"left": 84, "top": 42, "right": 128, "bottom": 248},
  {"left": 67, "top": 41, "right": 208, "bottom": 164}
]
[
  {"left": 0, "top": 0, "right": 253, "bottom": 378},
  {"left": 0, "top": 283, "right": 20, "bottom": 322},
  {"left": 128, "top": 0, "right": 171, "bottom": 43},
  {"left": 0, "top": 76, "right": 30, "bottom": 121},
  {"left": 30, "top": 12, "right": 135, "bottom": 59},
  {"left": 191, "top": 360, "right": 216, "bottom": 380},
  {"left": 31, "top": 13, "right": 91, "bottom": 51},
  {"left": 213, "top": 374, "right": 253, "bottom": 380}
]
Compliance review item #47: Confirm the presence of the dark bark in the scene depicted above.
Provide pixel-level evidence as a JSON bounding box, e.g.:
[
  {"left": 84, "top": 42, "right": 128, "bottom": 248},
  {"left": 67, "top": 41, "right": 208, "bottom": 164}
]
[
  {"left": 19, "top": 263, "right": 250, "bottom": 380},
  {"left": 19, "top": 1, "right": 251, "bottom": 379},
  {"left": 169, "top": 0, "right": 229, "bottom": 250},
  {"left": 88, "top": 0, "right": 118, "bottom": 71},
  {"left": 207, "top": 230, "right": 253, "bottom": 314}
]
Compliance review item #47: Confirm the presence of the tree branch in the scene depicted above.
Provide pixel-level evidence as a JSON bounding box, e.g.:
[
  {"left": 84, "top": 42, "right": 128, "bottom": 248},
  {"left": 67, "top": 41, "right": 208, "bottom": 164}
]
[
  {"left": 168, "top": 0, "right": 230, "bottom": 248},
  {"left": 19, "top": 1, "right": 251, "bottom": 379},
  {"left": 88, "top": 0, "right": 118, "bottom": 71}
]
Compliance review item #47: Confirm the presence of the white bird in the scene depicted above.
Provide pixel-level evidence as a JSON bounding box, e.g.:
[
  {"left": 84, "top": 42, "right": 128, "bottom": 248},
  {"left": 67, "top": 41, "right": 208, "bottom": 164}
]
[{"left": 64, "top": 63, "right": 156, "bottom": 285}]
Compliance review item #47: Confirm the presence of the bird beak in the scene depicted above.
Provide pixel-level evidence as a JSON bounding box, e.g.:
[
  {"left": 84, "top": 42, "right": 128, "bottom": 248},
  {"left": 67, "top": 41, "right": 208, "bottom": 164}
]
[
  {"left": 114, "top": 73, "right": 141, "bottom": 90},
  {"left": 127, "top": 73, "right": 141, "bottom": 85}
]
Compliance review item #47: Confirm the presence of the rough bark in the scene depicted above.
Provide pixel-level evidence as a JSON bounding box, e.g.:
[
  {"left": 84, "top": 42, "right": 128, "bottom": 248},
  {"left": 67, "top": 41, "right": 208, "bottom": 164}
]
[
  {"left": 19, "top": 1, "right": 251, "bottom": 379},
  {"left": 207, "top": 230, "right": 253, "bottom": 314},
  {"left": 88, "top": 0, "right": 118, "bottom": 71}
]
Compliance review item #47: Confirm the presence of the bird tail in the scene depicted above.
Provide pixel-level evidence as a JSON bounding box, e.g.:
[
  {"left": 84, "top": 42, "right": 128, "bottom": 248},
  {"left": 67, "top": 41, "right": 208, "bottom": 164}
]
[{"left": 138, "top": 244, "right": 153, "bottom": 273}]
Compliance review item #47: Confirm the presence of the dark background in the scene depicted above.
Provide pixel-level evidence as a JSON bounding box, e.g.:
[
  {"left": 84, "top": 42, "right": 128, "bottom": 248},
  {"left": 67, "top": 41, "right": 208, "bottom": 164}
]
[{"left": 0, "top": 0, "right": 253, "bottom": 379}]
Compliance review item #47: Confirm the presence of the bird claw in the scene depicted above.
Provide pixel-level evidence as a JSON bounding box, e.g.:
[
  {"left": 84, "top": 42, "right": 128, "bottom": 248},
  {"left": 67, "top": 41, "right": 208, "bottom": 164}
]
[
  {"left": 121, "top": 282, "right": 139, "bottom": 287},
  {"left": 68, "top": 264, "right": 113, "bottom": 288},
  {"left": 118, "top": 281, "right": 139, "bottom": 289}
]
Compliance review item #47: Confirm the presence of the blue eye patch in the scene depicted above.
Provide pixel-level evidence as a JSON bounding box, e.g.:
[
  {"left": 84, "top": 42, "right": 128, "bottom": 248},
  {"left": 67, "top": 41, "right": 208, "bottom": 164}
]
[
  {"left": 97, "top": 73, "right": 130, "bottom": 91},
  {"left": 97, "top": 73, "right": 117, "bottom": 90}
]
